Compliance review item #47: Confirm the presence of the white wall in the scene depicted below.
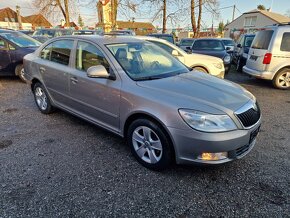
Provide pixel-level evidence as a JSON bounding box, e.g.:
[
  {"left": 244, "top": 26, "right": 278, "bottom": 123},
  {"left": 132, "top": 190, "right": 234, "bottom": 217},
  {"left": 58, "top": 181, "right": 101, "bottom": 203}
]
[{"left": 0, "top": 21, "right": 32, "bottom": 30}]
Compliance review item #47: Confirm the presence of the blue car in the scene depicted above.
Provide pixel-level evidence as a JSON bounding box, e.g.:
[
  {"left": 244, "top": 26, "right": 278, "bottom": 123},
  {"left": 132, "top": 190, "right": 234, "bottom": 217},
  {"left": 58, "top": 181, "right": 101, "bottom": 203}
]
[{"left": 0, "top": 29, "right": 41, "bottom": 81}]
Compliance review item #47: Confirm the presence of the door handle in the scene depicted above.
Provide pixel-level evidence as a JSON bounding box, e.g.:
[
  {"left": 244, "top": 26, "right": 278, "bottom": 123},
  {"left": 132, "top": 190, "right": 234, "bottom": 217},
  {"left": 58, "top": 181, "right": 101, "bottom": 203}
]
[{"left": 70, "top": 77, "right": 78, "bottom": 84}]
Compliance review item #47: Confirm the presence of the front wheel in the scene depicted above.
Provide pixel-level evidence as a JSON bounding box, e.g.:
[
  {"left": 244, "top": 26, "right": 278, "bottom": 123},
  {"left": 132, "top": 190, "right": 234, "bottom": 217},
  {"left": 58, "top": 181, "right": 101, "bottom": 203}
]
[
  {"left": 127, "top": 119, "right": 173, "bottom": 170},
  {"left": 273, "top": 69, "right": 290, "bottom": 89},
  {"left": 33, "top": 82, "right": 55, "bottom": 114}
]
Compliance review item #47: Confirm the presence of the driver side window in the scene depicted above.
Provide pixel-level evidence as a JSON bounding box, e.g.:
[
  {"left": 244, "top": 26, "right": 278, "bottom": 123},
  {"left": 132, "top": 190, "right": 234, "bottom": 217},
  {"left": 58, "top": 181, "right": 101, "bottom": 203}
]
[
  {"left": 0, "top": 39, "right": 8, "bottom": 50},
  {"left": 76, "top": 41, "right": 110, "bottom": 72},
  {"left": 150, "top": 41, "right": 174, "bottom": 54}
]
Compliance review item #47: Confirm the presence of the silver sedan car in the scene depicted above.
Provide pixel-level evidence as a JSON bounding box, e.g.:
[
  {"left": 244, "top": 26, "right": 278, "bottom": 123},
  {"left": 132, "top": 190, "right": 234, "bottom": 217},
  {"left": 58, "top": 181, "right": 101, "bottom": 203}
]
[{"left": 23, "top": 36, "right": 261, "bottom": 170}]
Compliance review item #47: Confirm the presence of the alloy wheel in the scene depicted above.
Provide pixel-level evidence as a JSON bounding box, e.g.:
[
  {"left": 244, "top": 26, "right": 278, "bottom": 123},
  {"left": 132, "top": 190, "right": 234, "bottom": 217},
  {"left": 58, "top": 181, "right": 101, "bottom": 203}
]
[
  {"left": 278, "top": 71, "right": 290, "bottom": 88},
  {"left": 35, "top": 87, "right": 48, "bottom": 110}
]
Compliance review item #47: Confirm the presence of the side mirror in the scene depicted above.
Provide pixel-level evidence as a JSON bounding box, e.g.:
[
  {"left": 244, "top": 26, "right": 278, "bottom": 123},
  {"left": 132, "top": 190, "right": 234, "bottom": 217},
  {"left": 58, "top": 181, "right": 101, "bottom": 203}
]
[
  {"left": 226, "top": 46, "right": 231, "bottom": 51},
  {"left": 87, "top": 65, "right": 114, "bottom": 79},
  {"left": 237, "top": 44, "right": 242, "bottom": 48},
  {"left": 171, "top": 50, "right": 179, "bottom": 56}
]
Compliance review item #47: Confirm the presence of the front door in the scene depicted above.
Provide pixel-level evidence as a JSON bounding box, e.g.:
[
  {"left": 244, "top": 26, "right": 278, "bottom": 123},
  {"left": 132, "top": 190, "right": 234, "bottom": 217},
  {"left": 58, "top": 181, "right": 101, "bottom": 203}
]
[
  {"left": 0, "top": 38, "right": 12, "bottom": 74},
  {"left": 68, "top": 41, "right": 121, "bottom": 132}
]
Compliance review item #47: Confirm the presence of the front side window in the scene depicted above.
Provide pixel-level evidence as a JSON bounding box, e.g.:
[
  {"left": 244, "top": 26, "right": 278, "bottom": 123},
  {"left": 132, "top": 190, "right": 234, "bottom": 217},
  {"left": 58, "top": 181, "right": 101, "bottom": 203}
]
[
  {"left": 280, "top": 32, "right": 290, "bottom": 52},
  {"left": 251, "top": 30, "right": 273, "bottom": 50},
  {"left": 106, "top": 42, "right": 189, "bottom": 80},
  {"left": 76, "top": 41, "right": 109, "bottom": 71},
  {"left": 180, "top": 39, "right": 195, "bottom": 46},
  {"left": 40, "top": 43, "right": 53, "bottom": 60},
  {"left": 222, "top": 40, "right": 235, "bottom": 46},
  {"left": 149, "top": 41, "right": 174, "bottom": 54},
  {"left": 50, "top": 40, "right": 73, "bottom": 65},
  {"left": 0, "top": 32, "right": 41, "bottom": 48},
  {"left": 192, "top": 40, "right": 225, "bottom": 51}
]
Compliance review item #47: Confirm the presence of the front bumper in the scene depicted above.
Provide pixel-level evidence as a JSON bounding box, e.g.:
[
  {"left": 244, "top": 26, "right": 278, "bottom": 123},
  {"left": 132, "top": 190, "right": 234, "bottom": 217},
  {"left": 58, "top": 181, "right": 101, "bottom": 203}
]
[
  {"left": 243, "top": 66, "right": 274, "bottom": 80},
  {"left": 168, "top": 121, "right": 261, "bottom": 165}
]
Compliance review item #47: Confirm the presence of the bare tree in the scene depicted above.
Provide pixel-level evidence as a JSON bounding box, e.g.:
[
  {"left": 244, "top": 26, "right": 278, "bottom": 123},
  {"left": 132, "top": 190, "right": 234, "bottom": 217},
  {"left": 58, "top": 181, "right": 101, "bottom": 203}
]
[
  {"left": 191, "top": 0, "right": 196, "bottom": 37},
  {"left": 196, "top": 0, "right": 202, "bottom": 37}
]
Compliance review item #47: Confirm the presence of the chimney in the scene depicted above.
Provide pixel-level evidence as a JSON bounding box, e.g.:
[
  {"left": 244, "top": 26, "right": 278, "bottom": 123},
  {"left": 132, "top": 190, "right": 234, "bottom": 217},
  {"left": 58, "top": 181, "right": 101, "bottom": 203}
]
[{"left": 16, "top": 5, "right": 22, "bottom": 30}]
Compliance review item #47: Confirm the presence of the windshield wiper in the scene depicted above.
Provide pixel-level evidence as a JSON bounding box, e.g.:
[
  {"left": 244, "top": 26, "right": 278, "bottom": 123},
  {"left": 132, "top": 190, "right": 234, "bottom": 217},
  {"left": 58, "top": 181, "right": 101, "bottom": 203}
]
[{"left": 136, "top": 76, "right": 164, "bottom": 81}]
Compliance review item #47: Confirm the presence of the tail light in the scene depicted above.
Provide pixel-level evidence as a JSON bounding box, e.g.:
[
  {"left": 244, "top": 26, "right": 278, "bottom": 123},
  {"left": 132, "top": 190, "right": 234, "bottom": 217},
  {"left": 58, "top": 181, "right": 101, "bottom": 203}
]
[{"left": 263, "top": 53, "right": 272, "bottom": 64}]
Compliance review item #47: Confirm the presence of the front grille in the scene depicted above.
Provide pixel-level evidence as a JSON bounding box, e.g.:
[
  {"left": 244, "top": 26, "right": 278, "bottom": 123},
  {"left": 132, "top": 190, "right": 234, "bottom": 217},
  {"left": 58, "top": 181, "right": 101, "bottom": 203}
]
[
  {"left": 236, "top": 103, "right": 261, "bottom": 128},
  {"left": 235, "top": 144, "right": 250, "bottom": 157}
]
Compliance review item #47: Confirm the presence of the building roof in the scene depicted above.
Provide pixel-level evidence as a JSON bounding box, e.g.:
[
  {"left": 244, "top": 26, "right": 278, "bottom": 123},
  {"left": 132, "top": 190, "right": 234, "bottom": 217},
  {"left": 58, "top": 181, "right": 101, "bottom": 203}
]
[
  {"left": 24, "top": 14, "right": 52, "bottom": 27},
  {"left": 244, "top": 9, "right": 290, "bottom": 23},
  {"left": 116, "top": 21, "right": 155, "bottom": 30},
  {"left": 0, "top": 7, "right": 28, "bottom": 23}
]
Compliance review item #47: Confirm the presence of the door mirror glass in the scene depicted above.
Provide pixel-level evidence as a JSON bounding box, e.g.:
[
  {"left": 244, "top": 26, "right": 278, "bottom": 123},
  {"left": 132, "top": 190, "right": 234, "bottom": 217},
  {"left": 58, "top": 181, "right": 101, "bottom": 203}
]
[
  {"left": 87, "top": 65, "right": 110, "bottom": 79},
  {"left": 171, "top": 50, "right": 179, "bottom": 56}
]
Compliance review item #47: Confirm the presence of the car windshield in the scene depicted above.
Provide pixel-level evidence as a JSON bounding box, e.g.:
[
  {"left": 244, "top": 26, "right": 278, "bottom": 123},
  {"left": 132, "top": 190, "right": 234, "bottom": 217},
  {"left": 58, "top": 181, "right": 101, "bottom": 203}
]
[
  {"left": 222, "top": 39, "right": 235, "bottom": 46},
  {"left": 33, "top": 29, "right": 55, "bottom": 37},
  {"left": 106, "top": 42, "right": 189, "bottom": 81},
  {"left": 0, "top": 32, "right": 41, "bottom": 47},
  {"left": 192, "top": 40, "right": 225, "bottom": 51},
  {"left": 244, "top": 36, "right": 255, "bottom": 47},
  {"left": 180, "top": 39, "right": 195, "bottom": 46}
]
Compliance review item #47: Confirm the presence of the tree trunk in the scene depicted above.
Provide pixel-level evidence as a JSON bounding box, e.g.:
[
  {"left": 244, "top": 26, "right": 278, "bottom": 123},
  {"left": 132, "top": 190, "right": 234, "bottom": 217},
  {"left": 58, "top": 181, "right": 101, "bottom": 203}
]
[
  {"left": 64, "top": 0, "right": 70, "bottom": 27},
  {"left": 162, "top": 0, "right": 166, "bottom": 33},
  {"left": 197, "top": 0, "right": 202, "bottom": 37},
  {"left": 55, "top": 0, "right": 68, "bottom": 26},
  {"left": 191, "top": 0, "right": 196, "bottom": 37}
]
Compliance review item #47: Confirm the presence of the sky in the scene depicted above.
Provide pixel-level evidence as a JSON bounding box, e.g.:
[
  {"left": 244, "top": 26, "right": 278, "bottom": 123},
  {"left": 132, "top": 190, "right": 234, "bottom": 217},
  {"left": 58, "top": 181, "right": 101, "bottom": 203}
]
[{"left": 0, "top": 0, "right": 289, "bottom": 29}]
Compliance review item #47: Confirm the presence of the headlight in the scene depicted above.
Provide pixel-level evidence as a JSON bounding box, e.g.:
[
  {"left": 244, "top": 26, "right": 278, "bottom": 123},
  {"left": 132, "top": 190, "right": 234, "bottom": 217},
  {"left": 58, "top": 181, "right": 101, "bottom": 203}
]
[
  {"left": 213, "top": 62, "right": 223, "bottom": 69},
  {"left": 223, "top": 55, "right": 231, "bottom": 63},
  {"left": 179, "top": 109, "right": 237, "bottom": 132}
]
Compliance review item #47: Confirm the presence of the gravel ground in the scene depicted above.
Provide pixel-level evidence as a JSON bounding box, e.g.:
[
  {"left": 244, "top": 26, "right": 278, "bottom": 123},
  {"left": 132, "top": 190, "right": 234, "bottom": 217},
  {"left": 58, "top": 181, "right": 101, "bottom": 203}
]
[{"left": 0, "top": 69, "right": 289, "bottom": 217}]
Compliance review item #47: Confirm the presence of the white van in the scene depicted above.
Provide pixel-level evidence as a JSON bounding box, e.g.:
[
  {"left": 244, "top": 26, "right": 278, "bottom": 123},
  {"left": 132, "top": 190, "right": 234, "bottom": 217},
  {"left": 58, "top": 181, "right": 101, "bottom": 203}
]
[{"left": 243, "top": 23, "right": 290, "bottom": 89}]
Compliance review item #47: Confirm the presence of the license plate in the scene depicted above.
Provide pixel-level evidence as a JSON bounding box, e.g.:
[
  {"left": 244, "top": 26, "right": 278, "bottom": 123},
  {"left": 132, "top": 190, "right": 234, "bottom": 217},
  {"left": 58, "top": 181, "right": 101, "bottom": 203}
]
[
  {"left": 250, "top": 55, "right": 258, "bottom": 61},
  {"left": 249, "top": 125, "right": 260, "bottom": 144}
]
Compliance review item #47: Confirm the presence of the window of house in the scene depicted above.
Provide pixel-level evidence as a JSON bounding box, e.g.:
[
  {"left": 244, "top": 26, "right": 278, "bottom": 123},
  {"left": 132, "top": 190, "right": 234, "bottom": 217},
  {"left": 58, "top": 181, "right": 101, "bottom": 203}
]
[{"left": 244, "top": 16, "right": 257, "bottom": 27}]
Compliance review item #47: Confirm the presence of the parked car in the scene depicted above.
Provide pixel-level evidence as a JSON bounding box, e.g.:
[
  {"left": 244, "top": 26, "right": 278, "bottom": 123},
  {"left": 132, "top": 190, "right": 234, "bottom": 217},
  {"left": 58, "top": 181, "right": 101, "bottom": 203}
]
[
  {"left": 191, "top": 38, "right": 232, "bottom": 73},
  {"left": 147, "top": 33, "right": 175, "bottom": 44},
  {"left": 233, "top": 34, "right": 255, "bottom": 72},
  {"left": 137, "top": 36, "right": 225, "bottom": 78},
  {"left": 221, "top": 38, "right": 235, "bottom": 53},
  {"left": 0, "top": 29, "right": 41, "bottom": 81},
  {"left": 24, "top": 36, "right": 261, "bottom": 170},
  {"left": 109, "top": 30, "right": 136, "bottom": 35},
  {"left": 73, "top": 30, "right": 103, "bottom": 35},
  {"left": 18, "top": 30, "right": 34, "bottom": 36},
  {"left": 32, "top": 28, "right": 73, "bottom": 43},
  {"left": 243, "top": 23, "right": 290, "bottom": 89},
  {"left": 178, "top": 38, "right": 195, "bottom": 52}
]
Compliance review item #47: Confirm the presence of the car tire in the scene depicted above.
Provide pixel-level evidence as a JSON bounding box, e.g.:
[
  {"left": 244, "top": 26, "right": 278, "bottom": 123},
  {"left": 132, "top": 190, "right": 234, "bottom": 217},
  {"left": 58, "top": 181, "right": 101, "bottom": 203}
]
[
  {"left": 193, "top": 66, "right": 208, "bottom": 74},
  {"left": 127, "top": 119, "right": 173, "bottom": 170},
  {"left": 15, "top": 64, "right": 26, "bottom": 82},
  {"left": 273, "top": 68, "right": 290, "bottom": 90},
  {"left": 33, "top": 82, "right": 55, "bottom": 114},
  {"left": 236, "top": 57, "right": 243, "bottom": 72}
]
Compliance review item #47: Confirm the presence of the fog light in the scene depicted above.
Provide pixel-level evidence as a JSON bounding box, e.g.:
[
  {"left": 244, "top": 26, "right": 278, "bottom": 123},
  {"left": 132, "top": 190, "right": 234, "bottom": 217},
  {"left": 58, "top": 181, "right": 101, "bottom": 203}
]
[{"left": 198, "top": 152, "right": 228, "bottom": 161}]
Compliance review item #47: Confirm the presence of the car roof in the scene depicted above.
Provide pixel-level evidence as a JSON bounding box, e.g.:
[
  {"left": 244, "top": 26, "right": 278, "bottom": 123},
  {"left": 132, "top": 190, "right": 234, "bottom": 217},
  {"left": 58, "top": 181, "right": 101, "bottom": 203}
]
[
  {"left": 194, "top": 38, "right": 221, "bottom": 41},
  {"left": 180, "top": 38, "right": 195, "bottom": 40},
  {"left": 148, "top": 33, "right": 173, "bottom": 36},
  {"left": 220, "top": 38, "right": 234, "bottom": 40},
  {"left": 49, "top": 35, "right": 145, "bottom": 45},
  {"left": 0, "top": 28, "right": 16, "bottom": 33}
]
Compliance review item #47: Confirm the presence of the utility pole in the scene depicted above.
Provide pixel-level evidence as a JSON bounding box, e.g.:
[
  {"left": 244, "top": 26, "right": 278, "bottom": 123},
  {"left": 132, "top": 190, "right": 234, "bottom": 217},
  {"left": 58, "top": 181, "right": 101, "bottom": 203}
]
[
  {"left": 16, "top": 5, "right": 22, "bottom": 30},
  {"left": 64, "top": 0, "right": 70, "bottom": 27},
  {"left": 232, "top": 4, "right": 236, "bottom": 21}
]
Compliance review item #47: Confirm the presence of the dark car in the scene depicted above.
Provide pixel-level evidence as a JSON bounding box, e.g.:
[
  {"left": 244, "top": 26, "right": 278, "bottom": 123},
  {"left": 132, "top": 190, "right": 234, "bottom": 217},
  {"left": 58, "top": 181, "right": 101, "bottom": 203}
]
[
  {"left": 178, "top": 38, "right": 195, "bottom": 52},
  {"left": 191, "top": 38, "right": 232, "bottom": 73},
  {"left": 32, "top": 28, "right": 73, "bottom": 43},
  {"left": 109, "top": 30, "right": 136, "bottom": 35},
  {"left": 18, "top": 30, "right": 34, "bottom": 36},
  {"left": 0, "top": 29, "right": 41, "bottom": 81},
  {"left": 147, "top": 33, "right": 175, "bottom": 44},
  {"left": 221, "top": 38, "right": 235, "bottom": 53},
  {"left": 233, "top": 34, "right": 255, "bottom": 72}
]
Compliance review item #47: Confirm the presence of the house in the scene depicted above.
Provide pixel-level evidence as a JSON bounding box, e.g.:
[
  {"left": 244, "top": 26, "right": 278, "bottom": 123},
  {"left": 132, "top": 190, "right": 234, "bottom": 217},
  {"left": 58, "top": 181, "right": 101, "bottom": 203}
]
[
  {"left": 0, "top": 7, "right": 32, "bottom": 30},
  {"left": 115, "top": 21, "right": 156, "bottom": 35},
  {"left": 178, "top": 29, "right": 218, "bottom": 40},
  {"left": 225, "top": 9, "right": 290, "bottom": 40},
  {"left": 24, "top": 14, "right": 52, "bottom": 29}
]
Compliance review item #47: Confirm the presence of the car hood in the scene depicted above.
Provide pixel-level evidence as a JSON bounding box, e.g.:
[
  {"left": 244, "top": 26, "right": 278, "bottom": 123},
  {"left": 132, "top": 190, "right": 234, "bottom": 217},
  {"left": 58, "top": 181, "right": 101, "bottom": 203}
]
[
  {"left": 136, "top": 72, "right": 252, "bottom": 113},
  {"left": 192, "top": 50, "right": 227, "bottom": 59},
  {"left": 187, "top": 53, "right": 223, "bottom": 63}
]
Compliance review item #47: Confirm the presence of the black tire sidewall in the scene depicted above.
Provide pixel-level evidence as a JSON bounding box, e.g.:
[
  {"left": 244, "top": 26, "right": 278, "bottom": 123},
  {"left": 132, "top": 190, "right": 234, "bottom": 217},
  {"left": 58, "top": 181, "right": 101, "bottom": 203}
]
[
  {"left": 33, "top": 83, "right": 54, "bottom": 114},
  {"left": 127, "top": 119, "right": 173, "bottom": 170}
]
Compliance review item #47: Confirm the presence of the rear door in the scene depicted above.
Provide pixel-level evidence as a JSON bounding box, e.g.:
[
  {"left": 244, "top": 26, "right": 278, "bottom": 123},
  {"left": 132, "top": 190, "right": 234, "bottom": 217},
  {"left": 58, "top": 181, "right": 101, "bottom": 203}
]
[
  {"left": 36, "top": 39, "right": 74, "bottom": 105},
  {"left": 0, "top": 37, "right": 12, "bottom": 74},
  {"left": 68, "top": 40, "right": 121, "bottom": 132},
  {"left": 246, "top": 30, "right": 274, "bottom": 71}
]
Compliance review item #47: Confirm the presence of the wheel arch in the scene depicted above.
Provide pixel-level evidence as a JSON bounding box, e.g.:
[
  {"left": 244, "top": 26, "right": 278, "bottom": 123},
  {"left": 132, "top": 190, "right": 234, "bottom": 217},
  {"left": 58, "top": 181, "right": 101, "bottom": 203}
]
[{"left": 191, "top": 65, "right": 209, "bottom": 73}]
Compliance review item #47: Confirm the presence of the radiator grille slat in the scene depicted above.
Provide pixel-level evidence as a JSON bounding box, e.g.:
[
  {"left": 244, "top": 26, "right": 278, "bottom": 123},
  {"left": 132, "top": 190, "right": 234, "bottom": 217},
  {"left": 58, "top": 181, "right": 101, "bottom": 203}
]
[{"left": 236, "top": 103, "right": 261, "bottom": 128}]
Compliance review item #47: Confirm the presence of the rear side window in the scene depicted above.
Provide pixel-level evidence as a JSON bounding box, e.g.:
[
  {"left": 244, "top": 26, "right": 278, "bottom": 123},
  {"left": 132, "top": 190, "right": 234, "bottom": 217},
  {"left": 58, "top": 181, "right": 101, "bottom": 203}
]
[
  {"left": 50, "top": 40, "right": 73, "bottom": 65},
  {"left": 251, "top": 30, "right": 273, "bottom": 50},
  {"left": 76, "top": 41, "right": 109, "bottom": 71},
  {"left": 280, "top": 32, "right": 290, "bottom": 52}
]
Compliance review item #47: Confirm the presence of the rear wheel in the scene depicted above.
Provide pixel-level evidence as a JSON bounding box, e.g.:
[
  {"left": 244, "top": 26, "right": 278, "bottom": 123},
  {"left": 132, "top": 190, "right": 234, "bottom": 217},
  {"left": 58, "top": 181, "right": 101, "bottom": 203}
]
[
  {"left": 127, "top": 119, "right": 173, "bottom": 170},
  {"left": 273, "top": 68, "right": 290, "bottom": 90},
  {"left": 33, "top": 82, "right": 54, "bottom": 114},
  {"left": 15, "top": 64, "right": 26, "bottom": 82}
]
